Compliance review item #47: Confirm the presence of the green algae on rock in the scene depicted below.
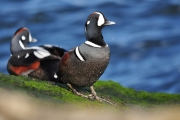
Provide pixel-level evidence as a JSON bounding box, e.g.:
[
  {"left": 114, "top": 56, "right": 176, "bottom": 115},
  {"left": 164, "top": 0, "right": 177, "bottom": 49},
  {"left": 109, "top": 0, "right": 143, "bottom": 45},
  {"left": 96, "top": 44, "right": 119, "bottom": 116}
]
[{"left": 0, "top": 73, "right": 180, "bottom": 107}]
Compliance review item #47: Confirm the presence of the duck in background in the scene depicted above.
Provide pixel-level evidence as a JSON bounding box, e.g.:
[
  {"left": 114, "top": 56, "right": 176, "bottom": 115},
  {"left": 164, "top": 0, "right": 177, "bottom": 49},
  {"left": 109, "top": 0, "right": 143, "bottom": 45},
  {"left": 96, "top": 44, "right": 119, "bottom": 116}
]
[{"left": 7, "top": 27, "right": 67, "bottom": 82}]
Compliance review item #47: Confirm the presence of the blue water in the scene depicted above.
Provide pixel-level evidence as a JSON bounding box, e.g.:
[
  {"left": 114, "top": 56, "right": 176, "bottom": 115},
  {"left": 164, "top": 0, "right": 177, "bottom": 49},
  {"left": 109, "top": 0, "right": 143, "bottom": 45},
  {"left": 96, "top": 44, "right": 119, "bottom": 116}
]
[{"left": 0, "top": 0, "right": 180, "bottom": 93}]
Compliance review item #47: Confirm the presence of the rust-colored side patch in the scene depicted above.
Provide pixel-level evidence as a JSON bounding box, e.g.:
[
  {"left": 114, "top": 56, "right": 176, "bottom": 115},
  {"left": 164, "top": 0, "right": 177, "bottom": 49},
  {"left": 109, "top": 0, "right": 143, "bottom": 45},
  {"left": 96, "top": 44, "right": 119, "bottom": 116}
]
[
  {"left": 59, "top": 52, "right": 70, "bottom": 72},
  {"left": 60, "top": 52, "right": 70, "bottom": 66},
  {"left": 9, "top": 61, "right": 40, "bottom": 75}
]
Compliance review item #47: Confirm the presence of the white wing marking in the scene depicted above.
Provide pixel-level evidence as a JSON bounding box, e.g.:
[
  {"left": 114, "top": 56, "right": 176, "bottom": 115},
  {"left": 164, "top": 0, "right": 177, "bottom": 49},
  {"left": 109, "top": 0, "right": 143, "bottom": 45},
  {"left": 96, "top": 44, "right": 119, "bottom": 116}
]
[
  {"left": 33, "top": 50, "right": 50, "bottom": 59},
  {"left": 25, "top": 53, "right": 29, "bottom": 58}
]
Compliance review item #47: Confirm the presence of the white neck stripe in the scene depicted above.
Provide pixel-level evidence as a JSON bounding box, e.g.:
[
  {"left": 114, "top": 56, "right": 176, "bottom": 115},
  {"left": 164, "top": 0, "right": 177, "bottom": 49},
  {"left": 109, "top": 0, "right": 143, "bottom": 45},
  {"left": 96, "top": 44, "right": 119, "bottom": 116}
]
[
  {"left": 85, "top": 41, "right": 102, "bottom": 48},
  {"left": 75, "top": 47, "right": 85, "bottom": 61}
]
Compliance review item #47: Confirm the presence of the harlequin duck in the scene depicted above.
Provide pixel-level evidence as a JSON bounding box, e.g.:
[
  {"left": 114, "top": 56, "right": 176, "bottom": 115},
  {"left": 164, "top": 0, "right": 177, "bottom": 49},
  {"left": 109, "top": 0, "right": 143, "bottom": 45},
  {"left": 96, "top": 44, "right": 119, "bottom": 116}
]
[
  {"left": 7, "top": 27, "right": 67, "bottom": 81},
  {"left": 58, "top": 12, "right": 115, "bottom": 99}
]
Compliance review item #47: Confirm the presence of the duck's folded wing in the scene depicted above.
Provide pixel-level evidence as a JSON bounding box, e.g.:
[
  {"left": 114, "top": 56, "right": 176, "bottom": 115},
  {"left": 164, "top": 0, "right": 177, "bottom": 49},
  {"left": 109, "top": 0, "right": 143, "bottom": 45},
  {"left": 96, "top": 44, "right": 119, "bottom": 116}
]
[{"left": 9, "top": 49, "right": 60, "bottom": 66}]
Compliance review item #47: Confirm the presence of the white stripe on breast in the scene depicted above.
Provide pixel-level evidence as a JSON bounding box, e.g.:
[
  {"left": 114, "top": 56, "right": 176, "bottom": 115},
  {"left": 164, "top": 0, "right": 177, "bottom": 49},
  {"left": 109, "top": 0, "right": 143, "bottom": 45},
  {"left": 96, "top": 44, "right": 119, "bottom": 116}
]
[{"left": 75, "top": 47, "right": 85, "bottom": 61}]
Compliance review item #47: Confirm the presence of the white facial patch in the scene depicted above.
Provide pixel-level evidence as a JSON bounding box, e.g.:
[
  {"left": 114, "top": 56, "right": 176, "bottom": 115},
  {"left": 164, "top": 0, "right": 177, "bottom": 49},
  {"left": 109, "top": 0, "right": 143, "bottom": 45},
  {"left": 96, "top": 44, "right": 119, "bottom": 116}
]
[
  {"left": 25, "top": 53, "right": 29, "bottom": 58},
  {"left": 19, "top": 40, "right": 25, "bottom": 49},
  {"left": 21, "top": 36, "right": 26, "bottom": 40},
  {"left": 87, "top": 21, "right": 90, "bottom": 25},
  {"left": 17, "top": 55, "right": 20, "bottom": 58},
  {"left": 75, "top": 47, "right": 85, "bottom": 61},
  {"left": 95, "top": 12, "right": 105, "bottom": 26}
]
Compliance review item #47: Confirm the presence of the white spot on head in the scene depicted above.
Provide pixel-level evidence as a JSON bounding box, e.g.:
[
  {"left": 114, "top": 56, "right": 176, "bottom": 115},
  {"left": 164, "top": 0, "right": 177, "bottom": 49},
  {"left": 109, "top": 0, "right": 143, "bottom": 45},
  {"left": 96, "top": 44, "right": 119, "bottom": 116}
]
[
  {"left": 25, "top": 53, "right": 29, "bottom": 58},
  {"left": 21, "top": 36, "right": 26, "bottom": 40},
  {"left": 17, "top": 55, "right": 20, "bottom": 58},
  {"left": 95, "top": 12, "right": 105, "bottom": 26},
  {"left": 87, "top": 21, "right": 90, "bottom": 25},
  {"left": 19, "top": 40, "right": 25, "bottom": 49},
  {"left": 54, "top": 73, "right": 58, "bottom": 78}
]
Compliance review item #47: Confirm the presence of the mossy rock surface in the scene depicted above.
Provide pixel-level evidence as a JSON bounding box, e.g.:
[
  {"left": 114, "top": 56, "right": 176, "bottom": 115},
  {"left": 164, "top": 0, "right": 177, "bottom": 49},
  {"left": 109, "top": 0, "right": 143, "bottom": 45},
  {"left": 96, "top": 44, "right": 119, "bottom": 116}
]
[{"left": 0, "top": 73, "right": 180, "bottom": 108}]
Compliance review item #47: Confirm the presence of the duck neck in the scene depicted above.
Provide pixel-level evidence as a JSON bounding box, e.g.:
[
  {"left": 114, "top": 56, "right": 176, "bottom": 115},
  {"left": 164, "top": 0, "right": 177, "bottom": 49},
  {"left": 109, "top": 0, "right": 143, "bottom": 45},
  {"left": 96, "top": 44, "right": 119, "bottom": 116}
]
[
  {"left": 85, "top": 26, "right": 107, "bottom": 47},
  {"left": 10, "top": 40, "right": 25, "bottom": 54}
]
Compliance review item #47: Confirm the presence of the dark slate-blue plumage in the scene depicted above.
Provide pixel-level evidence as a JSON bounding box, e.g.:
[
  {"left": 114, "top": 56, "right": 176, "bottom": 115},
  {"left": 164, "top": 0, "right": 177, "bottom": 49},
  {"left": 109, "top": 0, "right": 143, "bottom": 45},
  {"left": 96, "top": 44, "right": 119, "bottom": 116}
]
[
  {"left": 58, "top": 12, "right": 115, "bottom": 98},
  {"left": 7, "top": 27, "right": 67, "bottom": 81}
]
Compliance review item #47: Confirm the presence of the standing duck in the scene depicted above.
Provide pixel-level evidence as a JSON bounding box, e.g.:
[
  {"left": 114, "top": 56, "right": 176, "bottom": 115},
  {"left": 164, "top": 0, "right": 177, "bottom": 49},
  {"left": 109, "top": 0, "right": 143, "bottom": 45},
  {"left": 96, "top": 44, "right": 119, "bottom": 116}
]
[{"left": 58, "top": 12, "right": 115, "bottom": 99}]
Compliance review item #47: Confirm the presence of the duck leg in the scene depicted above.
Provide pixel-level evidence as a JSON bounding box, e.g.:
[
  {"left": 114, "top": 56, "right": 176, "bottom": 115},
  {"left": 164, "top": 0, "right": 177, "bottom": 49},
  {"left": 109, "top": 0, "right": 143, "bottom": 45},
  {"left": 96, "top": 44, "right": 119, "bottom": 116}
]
[
  {"left": 89, "top": 85, "right": 103, "bottom": 101},
  {"left": 67, "top": 83, "right": 115, "bottom": 105},
  {"left": 89, "top": 86, "right": 98, "bottom": 99},
  {"left": 67, "top": 83, "right": 88, "bottom": 98},
  {"left": 89, "top": 85, "right": 115, "bottom": 105}
]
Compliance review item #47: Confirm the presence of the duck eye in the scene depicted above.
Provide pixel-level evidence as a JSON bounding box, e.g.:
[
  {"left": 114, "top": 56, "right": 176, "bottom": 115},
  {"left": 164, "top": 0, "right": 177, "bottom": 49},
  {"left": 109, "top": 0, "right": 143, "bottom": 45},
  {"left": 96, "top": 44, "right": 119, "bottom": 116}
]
[{"left": 21, "top": 36, "right": 26, "bottom": 40}]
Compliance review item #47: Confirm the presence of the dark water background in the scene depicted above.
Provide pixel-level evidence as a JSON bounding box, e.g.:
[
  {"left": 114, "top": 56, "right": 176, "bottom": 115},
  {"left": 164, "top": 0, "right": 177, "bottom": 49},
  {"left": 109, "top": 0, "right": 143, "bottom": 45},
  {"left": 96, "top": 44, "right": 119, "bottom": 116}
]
[{"left": 0, "top": 0, "right": 180, "bottom": 93}]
